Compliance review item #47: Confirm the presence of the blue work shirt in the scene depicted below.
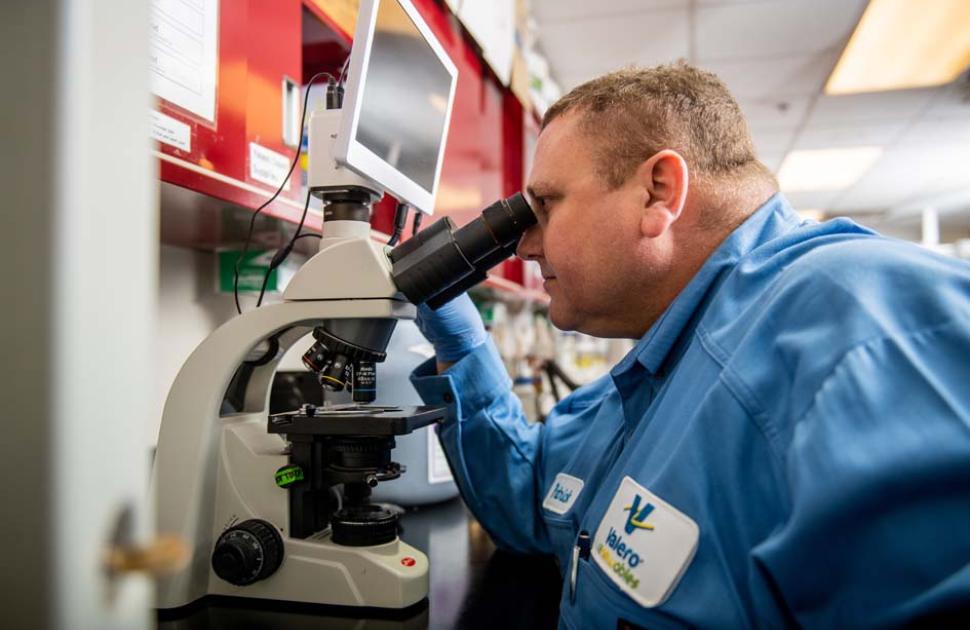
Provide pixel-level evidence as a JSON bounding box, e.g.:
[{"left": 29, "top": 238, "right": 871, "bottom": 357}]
[{"left": 411, "top": 194, "right": 970, "bottom": 628}]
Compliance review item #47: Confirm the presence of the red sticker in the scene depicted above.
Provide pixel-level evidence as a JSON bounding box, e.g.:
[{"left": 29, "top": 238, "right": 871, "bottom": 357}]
[{"left": 401, "top": 556, "right": 416, "bottom": 567}]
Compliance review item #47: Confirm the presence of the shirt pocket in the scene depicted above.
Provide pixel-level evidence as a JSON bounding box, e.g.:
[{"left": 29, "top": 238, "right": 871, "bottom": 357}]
[
  {"left": 562, "top": 554, "right": 691, "bottom": 630},
  {"left": 541, "top": 514, "right": 577, "bottom": 573}
]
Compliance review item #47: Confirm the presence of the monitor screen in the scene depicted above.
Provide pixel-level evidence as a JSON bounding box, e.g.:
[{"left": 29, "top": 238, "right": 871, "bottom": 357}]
[
  {"left": 356, "top": 1, "right": 452, "bottom": 192},
  {"left": 337, "top": 0, "right": 457, "bottom": 214}
]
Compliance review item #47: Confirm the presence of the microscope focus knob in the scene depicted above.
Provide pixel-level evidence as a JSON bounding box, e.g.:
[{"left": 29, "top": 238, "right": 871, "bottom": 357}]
[{"left": 211, "top": 519, "right": 284, "bottom": 586}]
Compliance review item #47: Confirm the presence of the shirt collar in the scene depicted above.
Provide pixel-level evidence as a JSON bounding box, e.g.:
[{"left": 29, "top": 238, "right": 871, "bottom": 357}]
[{"left": 611, "top": 193, "right": 802, "bottom": 379}]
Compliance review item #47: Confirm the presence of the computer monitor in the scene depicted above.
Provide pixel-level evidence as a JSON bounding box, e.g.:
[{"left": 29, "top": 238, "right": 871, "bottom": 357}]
[{"left": 336, "top": 0, "right": 458, "bottom": 215}]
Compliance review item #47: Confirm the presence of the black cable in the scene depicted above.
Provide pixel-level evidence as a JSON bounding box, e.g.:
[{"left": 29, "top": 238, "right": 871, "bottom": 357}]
[
  {"left": 326, "top": 83, "right": 345, "bottom": 109},
  {"left": 254, "top": 267, "right": 274, "bottom": 310},
  {"left": 411, "top": 211, "right": 423, "bottom": 236},
  {"left": 338, "top": 55, "right": 351, "bottom": 85},
  {"left": 255, "top": 187, "right": 313, "bottom": 308},
  {"left": 253, "top": 76, "right": 356, "bottom": 305},
  {"left": 233, "top": 70, "right": 337, "bottom": 314},
  {"left": 547, "top": 359, "right": 580, "bottom": 392},
  {"left": 386, "top": 202, "right": 410, "bottom": 246},
  {"left": 244, "top": 333, "right": 282, "bottom": 366},
  {"left": 545, "top": 363, "right": 562, "bottom": 403},
  {"left": 294, "top": 233, "right": 322, "bottom": 241}
]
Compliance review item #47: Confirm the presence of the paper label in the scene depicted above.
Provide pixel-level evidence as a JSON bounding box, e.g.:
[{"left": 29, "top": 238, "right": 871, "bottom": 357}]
[
  {"left": 591, "top": 476, "right": 698, "bottom": 608},
  {"left": 150, "top": 0, "right": 219, "bottom": 122},
  {"left": 249, "top": 142, "right": 292, "bottom": 191},
  {"left": 542, "top": 472, "right": 584, "bottom": 515},
  {"left": 150, "top": 110, "right": 191, "bottom": 151},
  {"left": 427, "top": 427, "right": 453, "bottom": 484}
]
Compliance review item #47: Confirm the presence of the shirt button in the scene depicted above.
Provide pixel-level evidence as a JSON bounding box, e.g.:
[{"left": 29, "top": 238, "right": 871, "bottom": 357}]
[{"left": 442, "top": 392, "right": 454, "bottom": 403}]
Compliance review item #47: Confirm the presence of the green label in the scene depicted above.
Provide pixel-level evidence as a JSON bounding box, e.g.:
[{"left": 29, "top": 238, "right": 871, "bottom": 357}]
[
  {"left": 218, "top": 250, "right": 277, "bottom": 293},
  {"left": 275, "top": 465, "right": 304, "bottom": 488}
]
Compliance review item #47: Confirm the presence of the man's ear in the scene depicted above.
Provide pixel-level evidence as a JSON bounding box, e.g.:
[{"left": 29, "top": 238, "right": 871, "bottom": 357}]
[{"left": 634, "top": 149, "right": 689, "bottom": 238}]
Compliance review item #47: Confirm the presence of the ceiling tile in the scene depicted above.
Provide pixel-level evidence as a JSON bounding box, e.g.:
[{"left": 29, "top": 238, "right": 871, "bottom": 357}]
[
  {"left": 834, "top": 176, "right": 927, "bottom": 213},
  {"left": 750, "top": 128, "right": 795, "bottom": 155},
  {"left": 697, "top": 0, "right": 782, "bottom": 4},
  {"left": 832, "top": 143, "right": 970, "bottom": 213},
  {"left": 804, "top": 88, "right": 937, "bottom": 126},
  {"left": 920, "top": 81, "right": 970, "bottom": 120},
  {"left": 792, "top": 121, "right": 907, "bottom": 150},
  {"left": 738, "top": 96, "right": 811, "bottom": 131},
  {"left": 532, "top": 0, "right": 683, "bottom": 23},
  {"left": 556, "top": 72, "right": 596, "bottom": 91},
  {"left": 694, "top": 0, "right": 867, "bottom": 61},
  {"left": 538, "top": 9, "right": 689, "bottom": 79},
  {"left": 758, "top": 151, "right": 785, "bottom": 172},
  {"left": 701, "top": 51, "right": 839, "bottom": 98},
  {"left": 781, "top": 190, "right": 842, "bottom": 210},
  {"left": 929, "top": 164, "right": 970, "bottom": 195},
  {"left": 850, "top": 218, "right": 921, "bottom": 242},
  {"left": 897, "top": 119, "right": 970, "bottom": 146}
]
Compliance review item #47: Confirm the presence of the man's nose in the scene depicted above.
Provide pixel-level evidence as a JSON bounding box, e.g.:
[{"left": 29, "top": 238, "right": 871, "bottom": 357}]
[{"left": 517, "top": 223, "right": 542, "bottom": 260}]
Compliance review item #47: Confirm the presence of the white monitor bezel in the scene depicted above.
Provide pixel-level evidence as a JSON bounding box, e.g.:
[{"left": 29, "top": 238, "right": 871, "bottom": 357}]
[{"left": 335, "top": 0, "right": 458, "bottom": 215}]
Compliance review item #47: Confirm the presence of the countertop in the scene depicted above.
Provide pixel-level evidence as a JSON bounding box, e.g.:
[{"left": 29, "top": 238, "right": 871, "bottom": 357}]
[{"left": 157, "top": 497, "right": 562, "bottom": 629}]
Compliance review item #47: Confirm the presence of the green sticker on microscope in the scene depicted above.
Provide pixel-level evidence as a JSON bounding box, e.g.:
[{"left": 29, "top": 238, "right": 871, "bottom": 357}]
[{"left": 275, "top": 465, "right": 304, "bottom": 488}]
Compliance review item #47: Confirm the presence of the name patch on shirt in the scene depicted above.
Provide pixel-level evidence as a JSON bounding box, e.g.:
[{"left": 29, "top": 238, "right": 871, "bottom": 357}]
[
  {"left": 591, "top": 476, "right": 698, "bottom": 608},
  {"left": 542, "top": 473, "right": 584, "bottom": 515}
]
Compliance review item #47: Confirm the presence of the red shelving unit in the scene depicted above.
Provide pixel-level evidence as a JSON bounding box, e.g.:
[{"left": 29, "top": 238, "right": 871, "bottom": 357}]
[{"left": 155, "top": 0, "right": 545, "bottom": 302}]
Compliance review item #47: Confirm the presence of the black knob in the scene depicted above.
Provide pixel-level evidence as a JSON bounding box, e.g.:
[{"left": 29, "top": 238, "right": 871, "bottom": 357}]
[{"left": 211, "top": 519, "right": 284, "bottom": 586}]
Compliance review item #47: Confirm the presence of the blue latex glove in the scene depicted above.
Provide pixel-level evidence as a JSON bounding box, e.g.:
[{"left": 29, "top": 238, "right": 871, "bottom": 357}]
[{"left": 415, "top": 293, "right": 488, "bottom": 363}]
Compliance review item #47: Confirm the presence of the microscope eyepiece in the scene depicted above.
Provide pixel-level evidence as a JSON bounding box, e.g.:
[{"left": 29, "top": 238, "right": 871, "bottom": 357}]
[{"left": 388, "top": 193, "right": 536, "bottom": 309}]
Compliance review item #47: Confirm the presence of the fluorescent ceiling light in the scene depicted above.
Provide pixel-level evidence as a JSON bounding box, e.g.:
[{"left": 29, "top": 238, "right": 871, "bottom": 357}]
[
  {"left": 778, "top": 147, "right": 883, "bottom": 192},
  {"left": 796, "top": 209, "right": 827, "bottom": 222},
  {"left": 435, "top": 182, "right": 483, "bottom": 212},
  {"left": 826, "top": 0, "right": 970, "bottom": 94}
]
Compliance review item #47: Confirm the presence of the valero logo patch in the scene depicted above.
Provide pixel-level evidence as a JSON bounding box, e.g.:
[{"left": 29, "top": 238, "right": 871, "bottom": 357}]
[
  {"left": 591, "top": 476, "right": 699, "bottom": 607},
  {"left": 624, "top": 495, "right": 656, "bottom": 534}
]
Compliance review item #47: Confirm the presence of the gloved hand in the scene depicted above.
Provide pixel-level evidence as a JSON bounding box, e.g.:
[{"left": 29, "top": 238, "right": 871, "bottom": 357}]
[{"left": 415, "top": 293, "right": 488, "bottom": 363}]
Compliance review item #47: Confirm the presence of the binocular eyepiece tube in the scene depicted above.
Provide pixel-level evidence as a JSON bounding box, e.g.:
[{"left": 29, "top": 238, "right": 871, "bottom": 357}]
[
  {"left": 388, "top": 192, "right": 537, "bottom": 309},
  {"left": 299, "top": 193, "right": 534, "bottom": 401}
]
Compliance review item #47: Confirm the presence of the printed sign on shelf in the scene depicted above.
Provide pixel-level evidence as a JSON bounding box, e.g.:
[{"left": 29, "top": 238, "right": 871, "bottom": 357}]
[
  {"left": 249, "top": 142, "right": 293, "bottom": 191},
  {"left": 150, "top": 110, "right": 191, "bottom": 151},
  {"left": 150, "top": 0, "right": 219, "bottom": 122},
  {"left": 217, "top": 250, "right": 277, "bottom": 294}
]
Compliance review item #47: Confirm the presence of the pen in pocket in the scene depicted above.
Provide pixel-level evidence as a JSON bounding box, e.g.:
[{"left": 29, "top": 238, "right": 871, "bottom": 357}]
[{"left": 570, "top": 530, "right": 591, "bottom": 603}]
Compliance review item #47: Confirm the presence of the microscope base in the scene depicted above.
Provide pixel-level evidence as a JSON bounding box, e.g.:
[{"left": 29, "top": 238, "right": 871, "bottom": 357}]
[
  {"left": 156, "top": 413, "right": 429, "bottom": 610},
  {"left": 207, "top": 534, "right": 429, "bottom": 609}
]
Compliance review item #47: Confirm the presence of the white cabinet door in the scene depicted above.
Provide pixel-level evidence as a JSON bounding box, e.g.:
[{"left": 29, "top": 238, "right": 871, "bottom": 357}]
[{"left": 1, "top": 1, "right": 158, "bottom": 628}]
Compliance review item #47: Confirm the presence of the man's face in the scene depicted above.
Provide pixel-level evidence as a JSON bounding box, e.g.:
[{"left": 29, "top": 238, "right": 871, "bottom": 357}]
[{"left": 518, "top": 113, "right": 651, "bottom": 337}]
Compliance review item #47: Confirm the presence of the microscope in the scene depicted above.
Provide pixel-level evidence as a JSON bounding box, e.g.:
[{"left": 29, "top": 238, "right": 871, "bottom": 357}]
[{"left": 152, "top": 0, "right": 535, "bottom": 611}]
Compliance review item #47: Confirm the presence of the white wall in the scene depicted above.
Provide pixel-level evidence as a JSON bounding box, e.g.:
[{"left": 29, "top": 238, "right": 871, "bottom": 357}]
[
  {"left": 2, "top": 1, "right": 156, "bottom": 627},
  {"left": 154, "top": 245, "right": 307, "bottom": 442},
  {"left": 155, "top": 245, "right": 254, "bottom": 441}
]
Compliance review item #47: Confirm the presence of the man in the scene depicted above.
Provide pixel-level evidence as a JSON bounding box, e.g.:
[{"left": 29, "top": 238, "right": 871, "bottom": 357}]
[{"left": 411, "top": 62, "right": 970, "bottom": 628}]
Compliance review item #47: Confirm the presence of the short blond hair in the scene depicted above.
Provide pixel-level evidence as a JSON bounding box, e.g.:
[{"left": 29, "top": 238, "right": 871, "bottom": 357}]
[{"left": 543, "top": 62, "right": 773, "bottom": 190}]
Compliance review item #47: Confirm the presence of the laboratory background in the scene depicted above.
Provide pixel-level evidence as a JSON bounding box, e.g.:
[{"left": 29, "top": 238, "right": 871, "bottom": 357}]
[{"left": 2, "top": 0, "right": 969, "bottom": 628}]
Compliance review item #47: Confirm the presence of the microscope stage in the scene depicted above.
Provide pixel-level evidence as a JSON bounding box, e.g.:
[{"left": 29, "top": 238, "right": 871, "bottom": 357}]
[{"left": 268, "top": 404, "right": 446, "bottom": 437}]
